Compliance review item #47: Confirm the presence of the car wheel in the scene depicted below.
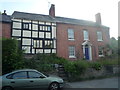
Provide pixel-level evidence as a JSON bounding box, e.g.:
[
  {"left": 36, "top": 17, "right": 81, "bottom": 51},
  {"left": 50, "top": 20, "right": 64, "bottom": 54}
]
[
  {"left": 2, "top": 86, "right": 13, "bottom": 90},
  {"left": 49, "top": 82, "right": 59, "bottom": 90}
]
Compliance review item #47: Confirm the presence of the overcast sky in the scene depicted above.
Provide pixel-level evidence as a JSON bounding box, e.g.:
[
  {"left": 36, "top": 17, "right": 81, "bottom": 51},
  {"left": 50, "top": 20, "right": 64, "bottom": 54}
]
[{"left": 0, "top": 0, "right": 119, "bottom": 39}]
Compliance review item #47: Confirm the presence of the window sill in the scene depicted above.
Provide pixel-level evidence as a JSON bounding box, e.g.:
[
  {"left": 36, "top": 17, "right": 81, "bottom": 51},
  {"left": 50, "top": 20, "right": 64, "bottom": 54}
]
[
  {"left": 99, "top": 55, "right": 104, "bottom": 57},
  {"left": 97, "top": 40, "right": 103, "bottom": 42},
  {"left": 69, "top": 56, "right": 76, "bottom": 58},
  {"left": 68, "top": 39, "right": 75, "bottom": 41},
  {"left": 84, "top": 39, "right": 89, "bottom": 41}
]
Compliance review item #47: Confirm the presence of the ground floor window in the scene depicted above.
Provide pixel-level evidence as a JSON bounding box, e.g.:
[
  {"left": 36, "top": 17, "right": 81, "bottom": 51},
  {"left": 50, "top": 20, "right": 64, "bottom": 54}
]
[
  {"left": 69, "top": 46, "right": 75, "bottom": 58},
  {"left": 98, "top": 46, "right": 104, "bottom": 57}
]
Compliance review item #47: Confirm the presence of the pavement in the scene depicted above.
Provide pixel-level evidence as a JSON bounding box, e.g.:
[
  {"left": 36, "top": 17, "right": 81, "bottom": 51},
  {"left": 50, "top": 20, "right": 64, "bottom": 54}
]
[{"left": 64, "top": 77, "right": 119, "bottom": 88}]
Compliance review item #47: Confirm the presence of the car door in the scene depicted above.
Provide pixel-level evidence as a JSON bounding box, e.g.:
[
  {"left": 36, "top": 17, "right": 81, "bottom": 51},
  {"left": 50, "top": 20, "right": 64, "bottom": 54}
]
[
  {"left": 9, "top": 71, "right": 30, "bottom": 89},
  {"left": 27, "top": 71, "right": 50, "bottom": 89}
]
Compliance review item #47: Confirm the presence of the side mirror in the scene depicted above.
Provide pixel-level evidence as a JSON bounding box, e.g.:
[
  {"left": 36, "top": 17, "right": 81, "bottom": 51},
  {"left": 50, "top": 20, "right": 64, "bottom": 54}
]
[{"left": 40, "top": 76, "right": 45, "bottom": 78}]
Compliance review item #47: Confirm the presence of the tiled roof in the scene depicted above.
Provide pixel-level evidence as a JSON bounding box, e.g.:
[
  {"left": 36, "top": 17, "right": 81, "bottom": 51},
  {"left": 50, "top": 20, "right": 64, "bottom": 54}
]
[
  {"left": 12, "top": 11, "right": 108, "bottom": 28},
  {"left": 12, "top": 11, "right": 55, "bottom": 22},
  {"left": 56, "top": 16, "right": 98, "bottom": 27},
  {"left": 0, "top": 14, "right": 11, "bottom": 23}
]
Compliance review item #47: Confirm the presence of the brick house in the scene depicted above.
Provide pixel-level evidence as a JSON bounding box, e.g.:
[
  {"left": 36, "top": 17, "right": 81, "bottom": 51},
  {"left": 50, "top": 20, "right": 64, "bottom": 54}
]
[
  {"left": 2, "top": 4, "right": 110, "bottom": 60},
  {"left": 0, "top": 11, "right": 11, "bottom": 38},
  {"left": 51, "top": 4, "right": 110, "bottom": 60},
  {"left": 56, "top": 13, "right": 110, "bottom": 61}
]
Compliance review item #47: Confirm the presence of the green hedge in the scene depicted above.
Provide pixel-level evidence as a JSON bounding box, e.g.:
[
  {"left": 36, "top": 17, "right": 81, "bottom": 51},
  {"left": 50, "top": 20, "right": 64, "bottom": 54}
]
[
  {"left": 24, "top": 53, "right": 119, "bottom": 74},
  {"left": 2, "top": 38, "right": 24, "bottom": 74},
  {"left": 24, "top": 53, "right": 68, "bottom": 73}
]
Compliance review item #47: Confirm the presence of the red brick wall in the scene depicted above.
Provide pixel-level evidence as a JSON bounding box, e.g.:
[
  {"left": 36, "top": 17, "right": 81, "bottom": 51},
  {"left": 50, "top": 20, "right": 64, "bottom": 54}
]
[
  {"left": 56, "top": 22, "right": 110, "bottom": 60},
  {"left": 0, "top": 22, "right": 11, "bottom": 38}
]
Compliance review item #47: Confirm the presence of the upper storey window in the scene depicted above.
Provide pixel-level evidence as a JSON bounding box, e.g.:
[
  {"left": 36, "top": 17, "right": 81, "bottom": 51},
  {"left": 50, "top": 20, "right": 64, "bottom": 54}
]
[
  {"left": 83, "top": 30, "right": 89, "bottom": 40},
  {"left": 39, "top": 25, "right": 51, "bottom": 32},
  {"left": 23, "top": 23, "right": 29, "bottom": 30},
  {"left": 97, "top": 31, "right": 103, "bottom": 41},
  {"left": 68, "top": 29, "right": 74, "bottom": 40}
]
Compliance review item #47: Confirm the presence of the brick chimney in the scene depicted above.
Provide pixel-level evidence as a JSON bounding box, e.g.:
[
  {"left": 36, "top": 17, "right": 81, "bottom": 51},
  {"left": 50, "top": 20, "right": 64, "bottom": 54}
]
[
  {"left": 49, "top": 4, "right": 55, "bottom": 18},
  {"left": 95, "top": 13, "right": 101, "bottom": 24},
  {"left": 2, "top": 10, "right": 7, "bottom": 15}
]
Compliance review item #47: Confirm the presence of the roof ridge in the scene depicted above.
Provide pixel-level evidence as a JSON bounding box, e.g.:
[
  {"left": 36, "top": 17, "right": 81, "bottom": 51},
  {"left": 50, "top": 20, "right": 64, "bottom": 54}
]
[
  {"left": 56, "top": 16, "right": 95, "bottom": 23},
  {"left": 13, "top": 11, "right": 49, "bottom": 17}
]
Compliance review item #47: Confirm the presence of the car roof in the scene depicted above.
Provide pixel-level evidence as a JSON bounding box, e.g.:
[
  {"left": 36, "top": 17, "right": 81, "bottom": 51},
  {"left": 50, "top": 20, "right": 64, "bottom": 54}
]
[{"left": 13, "top": 69, "right": 38, "bottom": 72}]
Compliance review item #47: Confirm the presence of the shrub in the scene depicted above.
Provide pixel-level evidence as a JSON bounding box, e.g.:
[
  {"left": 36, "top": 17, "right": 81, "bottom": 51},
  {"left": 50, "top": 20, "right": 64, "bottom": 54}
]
[
  {"left": 98, "top": 58, "right": 118, "bottom": 66},
  {"left": 64, "top": 61, "right": 76, "bottom": 74},
  {"left": 64, "top": 60, "right": 89, "bottom": 78},
  {"left": 24, "top": 53, "right": 68, "bottom": 72},
  {"left": 90, "top": 62, "right": 102, "bottom": 70},
  {"left": 2, "top": 38, "right": 24, "bottom": 74}
]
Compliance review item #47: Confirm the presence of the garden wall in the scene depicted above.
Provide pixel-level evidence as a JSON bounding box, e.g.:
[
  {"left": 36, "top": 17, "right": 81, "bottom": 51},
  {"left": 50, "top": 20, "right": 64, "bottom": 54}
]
[{"left": 67, "top": 65, "right": 120, "bottom": 81}]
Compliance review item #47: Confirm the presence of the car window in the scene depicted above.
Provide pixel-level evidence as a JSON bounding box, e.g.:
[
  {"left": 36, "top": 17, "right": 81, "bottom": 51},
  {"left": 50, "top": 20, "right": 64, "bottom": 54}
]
[
  {"left": 12, "top": 71, "right": 27, "bottom": 79},
  {"left": 28, "top": 71, "right": 42, "bottom": 78}
]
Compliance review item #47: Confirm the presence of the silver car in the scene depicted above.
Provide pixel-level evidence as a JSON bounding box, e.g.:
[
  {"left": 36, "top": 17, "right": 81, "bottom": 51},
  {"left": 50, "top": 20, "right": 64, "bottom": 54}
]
[{"left": 1, "top": 69, "right": 64, "bottom": 90}]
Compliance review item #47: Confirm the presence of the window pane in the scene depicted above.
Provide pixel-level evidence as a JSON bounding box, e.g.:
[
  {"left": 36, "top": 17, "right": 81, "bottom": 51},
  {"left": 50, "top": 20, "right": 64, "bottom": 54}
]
[
  {"left": 12, "top": 30, "right": 21, "bottom": 36},
  {"left": 43, "top": 26, "right": 45, "bottom": 31},
  {"left": 13, "top": 22, "right": 21, "bottom": 29},
  {"left": 33, "top": 40, "right": 37, "bottom": 48},
  {"left": 32, "top": 31, "right": 38, "bottom": 38},
  {"left": 23, "top": 23, "right": 29, "bottom": 29},
  {"left": 44, "top": 49, "right": 51, "bottom": 53},
  {"left": 22, "top": 38, "right": 31, "bottom": 45},
  {"left": 22, "top": 46, "right": 31, "bottom": 53},
  {"left": 40, "top": 40, "right": 43, "bottom": 48},
  {"left": 33, "top": 40, "right": 43, "bottom": 48},
  {"left": 39, "top": 26, "right": 43, "bottom": 30},
  {"left": 46, "top": 32, "right": 51, "bottom": 38},
  {"left": 23, "top": 31, "right": 31, "bottom": 37},
  {"left": 98, "top": 46, "right": 104, "bottom": 56},
  {"left": 45, "top": 26, "right": 47, "bottom": 31},
  {"left": 32, "top": 24, "right": 38, "bottom": 30},
  {"left": 47, "top": 26, "right": 51, "bottom": 31},
  {"left": 68, "top": 29, "right": 74, "bottom": 40},
  {"left": 12, "top": 72, "right": 27, "bottom": 79},
  {"left": 69, "top": 46, "right": 75, "bottom": 57},
  {"left": 52, "top": 27, "right": 56, "bottom": 38},
  {"left": 36, "top": 49, "right": 43, "bottom": 53},
  {"left": 83, "top": 30, "right": 89, "bottom": 40},
  {"left": 45, "top": 40, "right": 53, "bottom": 48},
  {"left": 39, "top": 32, "right": 44, "bottom": 38},
  {"left": 97, "top": 31, "right": 103, "bottom": 41},
  {"left": 37, "top": 40, "right": 39, "bottom": 48},
  {"left": 28, "top": 71, "right": 41, "bottom": 78}
]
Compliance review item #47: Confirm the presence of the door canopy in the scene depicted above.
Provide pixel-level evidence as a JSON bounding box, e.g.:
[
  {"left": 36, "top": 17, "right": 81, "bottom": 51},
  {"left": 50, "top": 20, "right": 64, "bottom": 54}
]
[{"left": 82, "top": 40, "right": 92, "bottom": 46}]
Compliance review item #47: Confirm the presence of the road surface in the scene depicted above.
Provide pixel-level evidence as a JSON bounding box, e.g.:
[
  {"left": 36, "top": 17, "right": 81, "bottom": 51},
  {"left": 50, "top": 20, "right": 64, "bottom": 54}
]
[{"left": 64, "top": 77, "right": 119, "bottom": 88}]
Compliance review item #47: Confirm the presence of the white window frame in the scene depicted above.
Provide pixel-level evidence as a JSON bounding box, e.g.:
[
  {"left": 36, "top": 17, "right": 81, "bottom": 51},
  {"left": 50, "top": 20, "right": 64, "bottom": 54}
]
[
  {"left": 68, "top": 29, "right": 74, "bottom": 40},
  {"left": 69, "top": 46, "right": 76, "bottom": 58},
  {"left": 83, "top": 30, "right": 89, "bottom": 40},
  {"left": 97, "top": 31, "right": 103, "bottom": 41}
]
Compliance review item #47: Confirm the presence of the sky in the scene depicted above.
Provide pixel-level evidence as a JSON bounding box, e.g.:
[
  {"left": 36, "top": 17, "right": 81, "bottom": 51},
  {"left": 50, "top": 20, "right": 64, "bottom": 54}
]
[{"left": 0, "top": 0, "right": 119, "bottom": 39}]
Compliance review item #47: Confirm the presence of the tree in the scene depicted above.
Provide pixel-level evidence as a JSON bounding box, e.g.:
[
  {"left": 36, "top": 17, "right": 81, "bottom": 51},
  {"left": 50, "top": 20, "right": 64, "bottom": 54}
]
[
  {"left": 2, "top": 38, "right": 24, "bottom": 74},
  {"left": 109, "top": 37, "right": 118, "bottom": 55},
  {"left": 118, "top": 37, "right": 120, "bottom": 55}
]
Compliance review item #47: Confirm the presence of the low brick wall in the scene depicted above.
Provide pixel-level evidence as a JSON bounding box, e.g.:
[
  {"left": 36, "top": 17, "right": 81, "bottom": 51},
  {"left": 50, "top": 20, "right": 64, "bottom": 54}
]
[
  {"left": 66, "top": 65, "right": 120, "bottom": 81},
  {"left": 80, "top": 65, "right": 120, "bottom": 79}
]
